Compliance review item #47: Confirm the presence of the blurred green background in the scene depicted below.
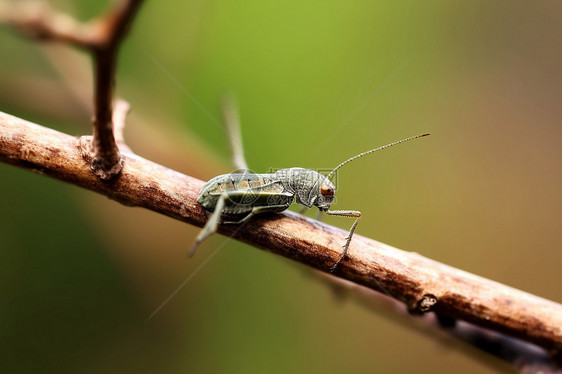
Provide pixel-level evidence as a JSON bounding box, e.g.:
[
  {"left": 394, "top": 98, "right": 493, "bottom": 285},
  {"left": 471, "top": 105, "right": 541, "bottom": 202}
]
[{"left": 1, "top": 0, "right": 561, "bottom": 373}]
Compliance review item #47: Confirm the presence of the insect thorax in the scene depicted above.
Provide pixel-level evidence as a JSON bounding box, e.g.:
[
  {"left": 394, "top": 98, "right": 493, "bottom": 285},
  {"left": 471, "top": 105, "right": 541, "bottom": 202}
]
[{"left": 275, "top": 168, "right": 335, "bottom": 208}]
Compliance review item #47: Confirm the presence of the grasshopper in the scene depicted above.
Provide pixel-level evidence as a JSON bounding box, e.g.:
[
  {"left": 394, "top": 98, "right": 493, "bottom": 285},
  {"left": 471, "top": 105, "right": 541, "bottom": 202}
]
[{"left": 189, "top": 100, "right": 429, "bottom": 271}]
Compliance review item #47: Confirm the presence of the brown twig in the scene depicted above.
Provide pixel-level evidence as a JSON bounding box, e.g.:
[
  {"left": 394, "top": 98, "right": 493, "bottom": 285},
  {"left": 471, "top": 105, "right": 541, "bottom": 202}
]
[
  {"left": 1, "top": 111, "right": 561, "bottom": 367},
  {"left": 89, "top": 0, "right": 143, "bottom": 179},
  {"left": 0, "top": 0, "right": 98, "bottom": 47},
  {"left": 1, "top": 0, "right": 144, "bottom": 179}
]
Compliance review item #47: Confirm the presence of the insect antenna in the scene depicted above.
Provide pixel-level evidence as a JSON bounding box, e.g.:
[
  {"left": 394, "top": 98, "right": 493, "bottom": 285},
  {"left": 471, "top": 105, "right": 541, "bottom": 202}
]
[{"left": 326, "top": 133, "right": 430, "bottom": 181}]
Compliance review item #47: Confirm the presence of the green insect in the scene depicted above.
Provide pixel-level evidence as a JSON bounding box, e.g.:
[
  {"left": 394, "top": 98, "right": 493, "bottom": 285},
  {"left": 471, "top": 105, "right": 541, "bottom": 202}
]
[{"left": 189, "top": 100, "right": 429, "bottom": 271}]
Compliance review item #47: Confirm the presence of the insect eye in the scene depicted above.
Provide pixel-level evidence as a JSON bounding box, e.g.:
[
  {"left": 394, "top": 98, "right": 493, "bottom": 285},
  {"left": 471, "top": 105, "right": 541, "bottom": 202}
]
[{"left": 320, "top": 184, "right": 334, "bottom": 197}]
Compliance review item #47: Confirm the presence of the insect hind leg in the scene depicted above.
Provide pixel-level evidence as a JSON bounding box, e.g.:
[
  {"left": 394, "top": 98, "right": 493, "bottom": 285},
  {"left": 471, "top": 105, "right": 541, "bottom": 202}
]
[
  {"left": 221, "top": 95, "right": 248, "bottom": 170},
  {"left": 188, "top": 193, "right": 228, "bottom": 257}
]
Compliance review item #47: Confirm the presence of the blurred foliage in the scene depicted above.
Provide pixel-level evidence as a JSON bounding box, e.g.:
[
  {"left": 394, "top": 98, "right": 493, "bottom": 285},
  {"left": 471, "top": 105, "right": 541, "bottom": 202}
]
[{"left": 1, "top": 0, "right": 561, "bottom": 373}]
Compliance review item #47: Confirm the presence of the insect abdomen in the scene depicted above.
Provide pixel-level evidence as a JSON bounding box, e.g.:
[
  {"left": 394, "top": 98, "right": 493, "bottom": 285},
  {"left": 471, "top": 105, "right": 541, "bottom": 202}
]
[{"left": 197, "top": 173, "right": 291, "bottom": 214}]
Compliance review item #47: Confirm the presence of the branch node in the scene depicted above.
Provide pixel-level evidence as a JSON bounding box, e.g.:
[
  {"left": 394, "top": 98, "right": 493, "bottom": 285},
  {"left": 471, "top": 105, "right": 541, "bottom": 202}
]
[
  {"left": 79, "top": 135, "right": 123, "bottom": 180},
  {"left": 409, "top": 294, "right": 438, "bottom": 315},
  {"left": 92, "top": 152, "right": 123, "bottom": 180}
]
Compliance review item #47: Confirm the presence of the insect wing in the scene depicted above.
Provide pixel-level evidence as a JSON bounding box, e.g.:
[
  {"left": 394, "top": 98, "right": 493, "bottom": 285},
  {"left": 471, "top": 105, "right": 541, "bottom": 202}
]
[{"left": 222, "top": 180, "right": 291, "bottom": 207}]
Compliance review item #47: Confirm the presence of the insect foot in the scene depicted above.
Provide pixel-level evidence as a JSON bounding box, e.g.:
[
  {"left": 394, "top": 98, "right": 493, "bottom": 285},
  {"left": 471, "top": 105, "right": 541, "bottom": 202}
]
[{"left": 330, "top": 257, "right": 345, "bottom": 273}]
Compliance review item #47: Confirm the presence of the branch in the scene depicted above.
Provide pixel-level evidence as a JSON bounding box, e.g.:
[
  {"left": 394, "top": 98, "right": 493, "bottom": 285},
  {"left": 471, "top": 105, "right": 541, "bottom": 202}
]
[
  {"left": 0, "top": 0, "right": 144, "bottom": 179},
  {"left": 324, "top": 276, "right": 562, "bottom": 373},
  {"left": 0, "top": 0, "right": 97, "bottom": 46},
  {"left": 89, "top": 0, "right": 143, "bottom": 179},
  {"left": 1, "top": 111, "right": 561, "bottom": 366}
]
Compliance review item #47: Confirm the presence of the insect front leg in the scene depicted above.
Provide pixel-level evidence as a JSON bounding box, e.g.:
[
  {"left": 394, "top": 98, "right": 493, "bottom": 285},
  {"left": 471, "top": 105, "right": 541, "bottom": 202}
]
[
  {"left": 324, "top": 209, "right": 361, "bottom": 272},
  {"left": 188, "top": 192, "right": 228, "bottom": 257}
]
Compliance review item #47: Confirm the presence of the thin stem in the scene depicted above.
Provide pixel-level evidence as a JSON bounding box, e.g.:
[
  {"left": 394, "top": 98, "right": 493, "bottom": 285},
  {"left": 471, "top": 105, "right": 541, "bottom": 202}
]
[{"left": 88, "top": 0, "right": 144, "bottom": 179}]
